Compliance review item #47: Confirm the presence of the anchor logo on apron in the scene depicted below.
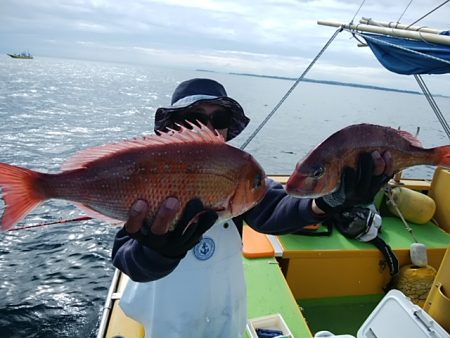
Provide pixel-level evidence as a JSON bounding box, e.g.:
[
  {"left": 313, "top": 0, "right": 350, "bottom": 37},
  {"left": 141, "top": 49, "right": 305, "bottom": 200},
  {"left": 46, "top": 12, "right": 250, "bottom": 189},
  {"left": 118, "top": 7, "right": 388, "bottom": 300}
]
[
  {"left": 193, "top": 237, "right": 215, "bottom": 260},
  {"left": 120, "top": 221, "right": 246, "bottom": 338}
]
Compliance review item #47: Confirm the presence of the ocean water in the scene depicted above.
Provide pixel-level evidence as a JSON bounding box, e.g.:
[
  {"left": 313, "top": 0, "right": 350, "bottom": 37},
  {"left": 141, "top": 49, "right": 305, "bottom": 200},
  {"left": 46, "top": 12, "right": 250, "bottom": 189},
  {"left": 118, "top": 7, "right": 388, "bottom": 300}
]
[{"left": 0, "top": 55, "right": 449, "bottom": 338}]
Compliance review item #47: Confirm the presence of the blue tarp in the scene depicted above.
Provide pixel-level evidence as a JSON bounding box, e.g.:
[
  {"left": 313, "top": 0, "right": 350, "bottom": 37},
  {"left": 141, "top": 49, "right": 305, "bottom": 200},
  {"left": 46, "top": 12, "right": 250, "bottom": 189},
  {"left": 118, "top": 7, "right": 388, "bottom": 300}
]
[{"left": 361, "top": 32, "right": 450, "bottom": 75}]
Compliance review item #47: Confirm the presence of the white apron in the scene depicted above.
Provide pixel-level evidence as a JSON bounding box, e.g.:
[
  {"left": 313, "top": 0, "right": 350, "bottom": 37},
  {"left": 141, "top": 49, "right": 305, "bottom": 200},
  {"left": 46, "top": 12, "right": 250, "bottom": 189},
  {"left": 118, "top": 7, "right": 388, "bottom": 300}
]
[{"left": 119, "top": 220, "right": 247, "bottom": 338}]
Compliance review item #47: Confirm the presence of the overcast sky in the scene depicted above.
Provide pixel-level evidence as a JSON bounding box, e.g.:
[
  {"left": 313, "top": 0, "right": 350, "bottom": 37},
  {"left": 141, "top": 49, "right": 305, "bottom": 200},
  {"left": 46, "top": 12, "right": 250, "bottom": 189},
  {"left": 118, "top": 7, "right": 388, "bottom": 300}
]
[{"left": 1, "top": 0, "right": 449, "bottom": 91}]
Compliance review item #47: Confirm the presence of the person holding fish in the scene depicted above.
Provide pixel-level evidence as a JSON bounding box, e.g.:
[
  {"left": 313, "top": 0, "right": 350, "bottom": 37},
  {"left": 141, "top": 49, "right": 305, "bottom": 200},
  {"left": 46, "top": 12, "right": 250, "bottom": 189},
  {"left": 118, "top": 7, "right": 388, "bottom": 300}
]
[
  {"left": 0, "top": 80, "right": 448, "bottom": 337},
  {"left": 111, "top": 78, "right": 395, "bottom": 338}
]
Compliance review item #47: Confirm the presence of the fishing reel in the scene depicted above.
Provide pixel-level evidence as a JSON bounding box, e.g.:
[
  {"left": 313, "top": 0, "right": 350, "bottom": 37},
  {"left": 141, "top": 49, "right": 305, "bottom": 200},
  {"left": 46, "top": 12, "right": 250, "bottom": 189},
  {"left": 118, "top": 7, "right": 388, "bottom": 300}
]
[{"left": 333, "top": 204, "right": 382, "bottom": 242}]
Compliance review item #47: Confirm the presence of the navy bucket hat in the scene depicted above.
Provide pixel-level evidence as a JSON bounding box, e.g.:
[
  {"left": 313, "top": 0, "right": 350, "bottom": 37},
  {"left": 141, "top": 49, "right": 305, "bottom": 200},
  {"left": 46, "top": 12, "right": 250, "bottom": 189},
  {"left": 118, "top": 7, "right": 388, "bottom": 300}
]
[{"left": 154, "top": 78, "right": 250, "bottom": 140}]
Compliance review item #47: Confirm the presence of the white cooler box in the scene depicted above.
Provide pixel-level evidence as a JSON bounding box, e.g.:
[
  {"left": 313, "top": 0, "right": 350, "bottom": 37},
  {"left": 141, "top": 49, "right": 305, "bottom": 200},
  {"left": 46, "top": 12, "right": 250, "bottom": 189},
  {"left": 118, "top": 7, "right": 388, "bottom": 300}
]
[
  {"left": 358, "top": 289, "right": 448, "bottom": 338},
  {"left": 315, "top": 289, "right": 449, "bottom": 338}
]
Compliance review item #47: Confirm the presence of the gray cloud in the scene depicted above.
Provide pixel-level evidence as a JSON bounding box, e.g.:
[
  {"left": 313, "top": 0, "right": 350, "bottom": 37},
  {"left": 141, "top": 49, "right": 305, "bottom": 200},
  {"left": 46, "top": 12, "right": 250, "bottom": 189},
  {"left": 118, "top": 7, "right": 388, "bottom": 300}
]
[{"left": 1, "top": 0, "right": 449, "bottom": 91}]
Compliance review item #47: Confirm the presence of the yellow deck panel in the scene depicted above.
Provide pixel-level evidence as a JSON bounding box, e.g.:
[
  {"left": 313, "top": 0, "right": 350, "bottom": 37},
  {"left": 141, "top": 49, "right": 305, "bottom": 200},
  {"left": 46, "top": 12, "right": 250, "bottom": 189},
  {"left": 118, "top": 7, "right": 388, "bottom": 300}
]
[
  {"left": 424, "top": 244, "right": 450, "bottom": 332},
  {"left": 105, "top": 274, "right": 144, "bottom": 338},
  {"left": 279, "top": 218, "right": 450, "bottom": 299}
]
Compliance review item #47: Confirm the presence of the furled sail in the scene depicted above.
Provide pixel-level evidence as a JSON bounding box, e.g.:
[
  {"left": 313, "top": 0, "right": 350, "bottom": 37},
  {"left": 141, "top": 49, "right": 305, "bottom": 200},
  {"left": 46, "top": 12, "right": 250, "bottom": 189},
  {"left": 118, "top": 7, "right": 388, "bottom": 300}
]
[{"left": 361, "top": 32, "right": 450, "bottom": 75}]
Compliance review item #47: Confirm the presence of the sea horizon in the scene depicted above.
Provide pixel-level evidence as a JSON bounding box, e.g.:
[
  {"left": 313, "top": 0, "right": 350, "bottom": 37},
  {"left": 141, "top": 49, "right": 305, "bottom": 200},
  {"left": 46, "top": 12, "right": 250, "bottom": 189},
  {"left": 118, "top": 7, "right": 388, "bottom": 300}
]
[{"left": 0, "top": 55, "right": 449, "bottom": 338}]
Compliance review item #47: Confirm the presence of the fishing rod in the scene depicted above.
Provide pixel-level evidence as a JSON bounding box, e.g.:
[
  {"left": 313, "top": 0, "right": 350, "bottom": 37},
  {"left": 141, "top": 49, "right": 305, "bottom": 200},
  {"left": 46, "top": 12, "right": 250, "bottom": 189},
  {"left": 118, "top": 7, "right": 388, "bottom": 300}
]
[{"left": 7, "top": 216, "right": 93, "bottom": 231}]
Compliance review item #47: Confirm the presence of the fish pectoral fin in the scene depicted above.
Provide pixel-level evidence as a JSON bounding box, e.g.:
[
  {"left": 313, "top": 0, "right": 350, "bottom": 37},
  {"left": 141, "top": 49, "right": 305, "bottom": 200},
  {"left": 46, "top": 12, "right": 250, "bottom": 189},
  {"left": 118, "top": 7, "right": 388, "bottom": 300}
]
[
  {"left": 181, "top": 210, "right": 207, "bottom": 236},
  {"left": 181, "top": 208, "right": 224, "bottom": 236},
  {"left": 73, "top": 203, "right": 122, "bottom": 225}
]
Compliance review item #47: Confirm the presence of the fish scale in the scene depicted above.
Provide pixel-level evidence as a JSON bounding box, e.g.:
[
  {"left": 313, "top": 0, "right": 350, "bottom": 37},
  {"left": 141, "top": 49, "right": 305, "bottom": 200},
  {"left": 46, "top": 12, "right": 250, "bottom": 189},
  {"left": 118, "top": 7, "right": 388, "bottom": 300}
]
[
  {"left": 286, "top": 123, "right": 450, "bottom": 198},
  {"left": 0, "top": 123, "right": 267, "bottom": 231}
]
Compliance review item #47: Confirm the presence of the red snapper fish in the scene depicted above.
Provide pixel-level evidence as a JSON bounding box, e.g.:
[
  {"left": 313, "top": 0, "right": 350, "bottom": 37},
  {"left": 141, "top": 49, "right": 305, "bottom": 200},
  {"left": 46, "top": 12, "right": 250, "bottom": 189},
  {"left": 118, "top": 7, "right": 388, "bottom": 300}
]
[
  {"left": 0, "top": 123, "right": 267, "bottom": 230},
  {"left": 286, "top": 123, "right": 450, "bottom": 198}
]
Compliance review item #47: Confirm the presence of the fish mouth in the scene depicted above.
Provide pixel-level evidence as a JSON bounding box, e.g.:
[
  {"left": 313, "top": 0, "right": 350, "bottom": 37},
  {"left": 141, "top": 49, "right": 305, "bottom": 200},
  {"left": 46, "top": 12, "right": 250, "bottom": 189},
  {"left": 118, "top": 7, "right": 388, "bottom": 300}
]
[
  {"left": 286, "top": 175, "right": 307, "bottom": 195},
  {"left": 286, "top": 186, "right": 323, "bottom": 199},
  {"left": 286, "top": 175, "right": 324, "bottom": 198}
]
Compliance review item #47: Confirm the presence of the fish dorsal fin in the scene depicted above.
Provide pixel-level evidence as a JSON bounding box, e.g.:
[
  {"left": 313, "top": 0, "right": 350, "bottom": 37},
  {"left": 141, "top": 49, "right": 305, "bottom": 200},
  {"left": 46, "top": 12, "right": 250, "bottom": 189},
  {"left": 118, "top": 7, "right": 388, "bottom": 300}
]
[
  {"left": 61, "top": 122, "right": 224, "bottom": 171},
  {"left": 397, "top": 129, "right": 423, "bottom": 148}
]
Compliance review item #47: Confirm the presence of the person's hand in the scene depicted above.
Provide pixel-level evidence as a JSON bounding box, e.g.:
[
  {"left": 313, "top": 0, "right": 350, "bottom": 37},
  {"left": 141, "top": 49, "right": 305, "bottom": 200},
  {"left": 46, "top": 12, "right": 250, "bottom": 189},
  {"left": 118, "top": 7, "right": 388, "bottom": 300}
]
[
  {"left": 314, "top": 151, "right": 394, "bottom": 214},
  {"left": 125, "top": 198, "right": 218, "bottom": 258},
  {"left": 125, "top": 197, "right": 180, "bottom": 236}
]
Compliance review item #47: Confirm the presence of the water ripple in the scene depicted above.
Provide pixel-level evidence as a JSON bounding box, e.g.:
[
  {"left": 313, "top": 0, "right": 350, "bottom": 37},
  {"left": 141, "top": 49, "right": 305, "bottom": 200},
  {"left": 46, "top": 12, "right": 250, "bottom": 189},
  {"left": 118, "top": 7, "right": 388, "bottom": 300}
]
[{"left": 0, "top": 55, "right": 448, "bottom": 337}]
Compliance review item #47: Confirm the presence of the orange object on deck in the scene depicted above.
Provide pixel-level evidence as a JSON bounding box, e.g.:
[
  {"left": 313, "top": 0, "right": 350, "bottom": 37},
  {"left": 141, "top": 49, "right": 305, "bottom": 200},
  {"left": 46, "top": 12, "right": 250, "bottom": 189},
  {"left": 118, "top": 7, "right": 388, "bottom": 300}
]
[{"left": 243, "top": 225, "right": 275, "bottom": 258}]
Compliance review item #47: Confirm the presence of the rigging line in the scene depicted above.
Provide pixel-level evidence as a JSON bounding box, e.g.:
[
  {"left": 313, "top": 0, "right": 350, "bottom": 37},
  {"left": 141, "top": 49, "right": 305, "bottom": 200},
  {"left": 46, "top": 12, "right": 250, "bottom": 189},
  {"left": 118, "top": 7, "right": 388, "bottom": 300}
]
[
  {"left": 406, "top": 0, "right": 450, "bottom": 29},
  {"left": 415, "top": 75, "right": 447, "bottom": 132},
  {"left": 414, "top": 74, "right": 450, "bottom": 139},
  {"left": 351, "top": 0, "right": 367, "bottom": 24},
  {"left": 415, "top": 75, "right": 450, "bottom": 139},
  {"left": 239, "top": 27, "right": 342, "bottom": 150},
  {"left": 414, "top": 74, "right": 450, "bottom": 136},
  {"left": 397, "top": 0, "right": 413, "bottom": 23}
]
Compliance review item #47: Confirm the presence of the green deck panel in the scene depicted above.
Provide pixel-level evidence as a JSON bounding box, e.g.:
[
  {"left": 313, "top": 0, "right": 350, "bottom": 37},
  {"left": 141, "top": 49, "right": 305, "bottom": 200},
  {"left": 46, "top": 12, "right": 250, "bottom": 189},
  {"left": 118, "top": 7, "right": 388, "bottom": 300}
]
[
  {"left": 298, "top": 294, "right": 384, "bottom": 336},
  {"left": 242, "top": 217, "right": 450, "bottom": 337},
  {"left": 243, "top": 257, "right": 312, "bottom": 338},
  {"left": 279, "top": 217, "right": 450, "bottom": 252}
]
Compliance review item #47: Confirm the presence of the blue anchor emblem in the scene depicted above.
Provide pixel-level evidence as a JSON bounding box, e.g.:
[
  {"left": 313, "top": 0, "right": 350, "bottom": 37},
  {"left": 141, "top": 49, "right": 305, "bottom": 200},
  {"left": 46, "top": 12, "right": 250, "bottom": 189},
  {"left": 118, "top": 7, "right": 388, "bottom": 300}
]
[{"left": 193, "top": 237, "right": 215, "bottom": 261}]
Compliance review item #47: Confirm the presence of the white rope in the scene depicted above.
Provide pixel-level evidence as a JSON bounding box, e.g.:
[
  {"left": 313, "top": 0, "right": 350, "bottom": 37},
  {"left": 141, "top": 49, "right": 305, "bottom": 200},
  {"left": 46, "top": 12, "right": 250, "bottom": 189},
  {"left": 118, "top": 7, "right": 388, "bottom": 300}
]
[{"left": 385, "top": 188, "right": 419, "bottom": 243}]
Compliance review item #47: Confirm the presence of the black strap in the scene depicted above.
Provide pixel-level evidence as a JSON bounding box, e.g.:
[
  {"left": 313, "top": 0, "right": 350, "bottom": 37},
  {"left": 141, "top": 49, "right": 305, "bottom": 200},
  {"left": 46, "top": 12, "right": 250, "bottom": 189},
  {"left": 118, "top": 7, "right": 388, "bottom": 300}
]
[{"left": 369, "top": 236, "right": 400, "bottom": 291}]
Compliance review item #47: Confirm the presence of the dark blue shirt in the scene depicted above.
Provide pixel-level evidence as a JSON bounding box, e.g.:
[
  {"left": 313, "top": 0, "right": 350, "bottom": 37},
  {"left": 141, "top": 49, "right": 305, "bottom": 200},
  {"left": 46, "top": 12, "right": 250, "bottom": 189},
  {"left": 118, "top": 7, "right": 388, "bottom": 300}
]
[{"left": 111, "top": 179, "right": 325, "bottom": 282}]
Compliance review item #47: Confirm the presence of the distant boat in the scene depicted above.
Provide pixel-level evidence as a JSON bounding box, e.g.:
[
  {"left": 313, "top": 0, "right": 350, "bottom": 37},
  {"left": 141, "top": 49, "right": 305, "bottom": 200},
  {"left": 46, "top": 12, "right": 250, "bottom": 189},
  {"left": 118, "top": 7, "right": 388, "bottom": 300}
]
[{"left": 7, "top": 52, "right": 33, "bottom": 59}]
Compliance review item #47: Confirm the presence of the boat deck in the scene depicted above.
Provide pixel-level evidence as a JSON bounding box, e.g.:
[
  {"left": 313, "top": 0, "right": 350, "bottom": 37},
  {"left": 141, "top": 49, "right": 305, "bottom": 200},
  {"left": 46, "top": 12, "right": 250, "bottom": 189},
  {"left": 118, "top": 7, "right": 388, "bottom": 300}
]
[
  {"left": 99, "top": 171, "right": 450, "bottom": 337},
  {"left": 102, "top": 219, "right": 450, "bottom": 338}
]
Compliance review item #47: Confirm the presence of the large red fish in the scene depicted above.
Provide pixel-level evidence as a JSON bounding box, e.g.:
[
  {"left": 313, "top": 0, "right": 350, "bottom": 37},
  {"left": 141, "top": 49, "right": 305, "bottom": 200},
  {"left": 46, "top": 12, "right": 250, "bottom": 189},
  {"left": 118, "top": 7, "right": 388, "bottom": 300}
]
[
  {"left": 0, "top": 123, "right": 267, "bottom": 231},
  {"left": 286, "top": 123, "right": 450, "bottom": 198}
]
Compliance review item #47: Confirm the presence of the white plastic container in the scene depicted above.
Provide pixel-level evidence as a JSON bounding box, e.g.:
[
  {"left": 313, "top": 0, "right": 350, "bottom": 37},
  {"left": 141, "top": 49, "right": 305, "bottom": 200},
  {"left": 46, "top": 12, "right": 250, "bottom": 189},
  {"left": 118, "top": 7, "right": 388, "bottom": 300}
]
[
  {"left": 247, "top": 313, "right": 293, "bottom": 338},
  {"left": 314, "top": 331, "right": 355, "bottom": 338},
  {"left": 357, "top": 289, "right": 449, "bottom": 338}
]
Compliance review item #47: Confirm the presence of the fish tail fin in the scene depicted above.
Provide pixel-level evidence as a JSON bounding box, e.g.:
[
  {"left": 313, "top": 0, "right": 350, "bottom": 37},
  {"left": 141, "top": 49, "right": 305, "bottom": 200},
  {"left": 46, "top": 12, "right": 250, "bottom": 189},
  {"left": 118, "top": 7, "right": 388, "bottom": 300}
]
[
  {"left": 435, "top": 145, "right": 450, "bottom": 167},
  {"left": 0, "top": 163, "right": 46, "bottom": 230}
]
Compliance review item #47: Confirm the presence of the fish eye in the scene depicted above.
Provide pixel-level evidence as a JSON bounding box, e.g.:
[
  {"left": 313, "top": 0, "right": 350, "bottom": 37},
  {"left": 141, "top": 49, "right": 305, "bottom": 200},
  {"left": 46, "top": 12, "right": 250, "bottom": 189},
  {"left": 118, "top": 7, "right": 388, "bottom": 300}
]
[
  {"left": 312, "top": 166, "right": 325, "bottom": 178},
  {"left": 252, "top": 173, "right": 262, "bottom": 189}
]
